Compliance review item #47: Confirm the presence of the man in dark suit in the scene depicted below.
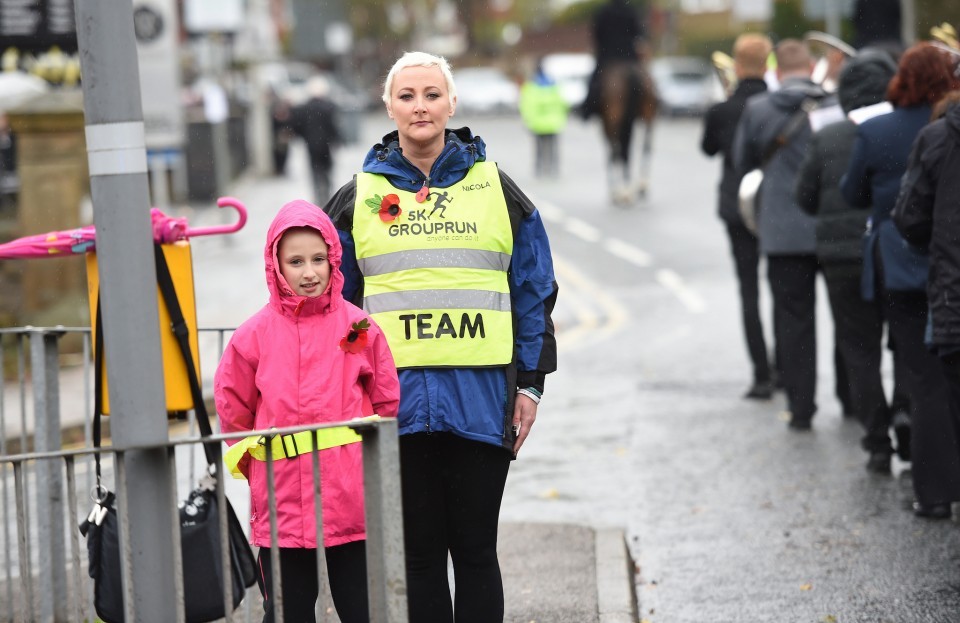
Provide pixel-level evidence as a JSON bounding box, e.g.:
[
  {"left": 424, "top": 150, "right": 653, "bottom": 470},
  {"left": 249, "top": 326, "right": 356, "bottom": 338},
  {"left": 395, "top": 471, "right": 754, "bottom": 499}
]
[
  {"left": 289, "top": 75, "right": 342, "bottom": 205},
  {"left": 701, "top": 33, "right": 775, "bottom": 399}
]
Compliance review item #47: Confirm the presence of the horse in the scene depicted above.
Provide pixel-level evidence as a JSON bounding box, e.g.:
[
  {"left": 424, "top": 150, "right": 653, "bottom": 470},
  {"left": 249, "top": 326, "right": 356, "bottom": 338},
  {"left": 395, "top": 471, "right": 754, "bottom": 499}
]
[{"left": 597, "top": 59, "right": 658, "bottom": 206}]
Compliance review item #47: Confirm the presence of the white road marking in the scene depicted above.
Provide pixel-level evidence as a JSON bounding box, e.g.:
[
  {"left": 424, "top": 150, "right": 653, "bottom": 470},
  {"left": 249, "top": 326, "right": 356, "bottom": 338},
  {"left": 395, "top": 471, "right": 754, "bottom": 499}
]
[
  {"left": 607, "top": 238, "right": 653, "bottom": 267},
  {"left": 531, "top": 194, "right": 706, "bottom": 348},
  {"left": 564, "top": 217, "right": 603, "bottom": 243},
  {"left": 553, "top": 255, "right": 628, "bottom": 352},
  {"left": 655, "top": 269, "right": 706, "bottom": 314}
]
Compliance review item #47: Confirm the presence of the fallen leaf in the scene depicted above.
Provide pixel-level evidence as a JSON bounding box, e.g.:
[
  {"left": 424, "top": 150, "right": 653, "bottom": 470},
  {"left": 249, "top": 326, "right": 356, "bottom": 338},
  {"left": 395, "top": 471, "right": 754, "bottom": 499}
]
[
  {"left": 539, "top": 488, "right": 560, "bottom": 499},
  {"left": 822, "top": 616, "right": 837, "bottom": 623},
  {"left": 800, "top": 583, "right": 813, "bottom": 591}
]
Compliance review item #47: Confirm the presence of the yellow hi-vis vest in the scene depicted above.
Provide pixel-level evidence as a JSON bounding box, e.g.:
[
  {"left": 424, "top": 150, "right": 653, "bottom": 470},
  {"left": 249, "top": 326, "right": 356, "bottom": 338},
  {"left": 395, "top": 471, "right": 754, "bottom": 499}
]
[{"left": 353, "top": 162, "right": 514, "bottom": 368}]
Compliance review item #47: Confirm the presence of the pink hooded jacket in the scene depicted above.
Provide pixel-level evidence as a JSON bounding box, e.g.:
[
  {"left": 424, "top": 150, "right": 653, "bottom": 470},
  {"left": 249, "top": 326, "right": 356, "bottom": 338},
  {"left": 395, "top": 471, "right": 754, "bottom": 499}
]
[{"left": 214, "top": 200, "right": 400, "bottom": 548}]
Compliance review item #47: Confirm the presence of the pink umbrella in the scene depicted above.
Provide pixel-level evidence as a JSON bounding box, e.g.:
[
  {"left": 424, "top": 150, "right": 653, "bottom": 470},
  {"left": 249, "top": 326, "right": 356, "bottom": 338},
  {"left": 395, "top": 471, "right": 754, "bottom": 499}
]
[{"left": 0, "top": 196, "right": 247, "bottom": 259}]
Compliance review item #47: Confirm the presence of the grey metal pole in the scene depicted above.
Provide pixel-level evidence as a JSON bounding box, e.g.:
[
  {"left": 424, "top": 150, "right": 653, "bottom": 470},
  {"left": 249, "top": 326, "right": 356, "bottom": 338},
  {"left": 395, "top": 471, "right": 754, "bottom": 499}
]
[
  {"left": 362, "top": 418, "right": 408, "bottom": 623},
  {"left": 825, "top": 0, "right": 841, "bottom": 38},
  {"left": 901, "top": 0, "right": 916, "bottom": 45},
  {"left": 74, "top": 1, "right": 179, "bottom": 620},
  {"left": 29, "top": 329, "right": 67, "bottom": 622}
]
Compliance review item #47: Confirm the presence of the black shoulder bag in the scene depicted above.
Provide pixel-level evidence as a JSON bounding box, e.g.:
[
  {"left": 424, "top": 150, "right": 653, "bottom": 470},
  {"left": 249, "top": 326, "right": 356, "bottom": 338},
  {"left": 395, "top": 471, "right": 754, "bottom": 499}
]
[{"left": 79, "top": 244, "right": 256, "bottom": 623}]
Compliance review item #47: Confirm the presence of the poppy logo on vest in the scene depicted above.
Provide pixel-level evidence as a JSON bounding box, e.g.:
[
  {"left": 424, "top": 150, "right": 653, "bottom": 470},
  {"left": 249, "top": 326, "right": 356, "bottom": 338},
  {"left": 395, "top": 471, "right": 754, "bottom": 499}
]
[{"left": 364, "top": 193, "right": 402, "bottom": 222}]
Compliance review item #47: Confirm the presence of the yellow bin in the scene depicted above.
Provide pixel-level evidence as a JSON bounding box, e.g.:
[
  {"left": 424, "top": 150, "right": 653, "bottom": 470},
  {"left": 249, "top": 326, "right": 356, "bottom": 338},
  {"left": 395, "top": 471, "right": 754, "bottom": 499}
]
[{"left": 85, "top": 241, "right": 201, "bottom": 415}]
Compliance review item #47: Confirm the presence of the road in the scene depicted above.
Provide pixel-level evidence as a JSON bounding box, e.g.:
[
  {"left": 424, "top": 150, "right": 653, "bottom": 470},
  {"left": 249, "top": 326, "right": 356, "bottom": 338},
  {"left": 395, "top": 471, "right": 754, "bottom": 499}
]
[{"left": 182, "top": 109, "right": 960, "bottom": 622}]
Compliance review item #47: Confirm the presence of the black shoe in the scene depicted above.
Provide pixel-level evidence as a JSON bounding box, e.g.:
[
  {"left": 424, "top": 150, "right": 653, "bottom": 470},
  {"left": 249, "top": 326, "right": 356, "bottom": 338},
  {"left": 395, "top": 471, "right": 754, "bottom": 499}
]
[
  {"left": 893, "top": 411, "right": 911, "bottom": 462},
  {"left": 744, "top": 381, "right": 773, "bottom": 400},
  {"left": 913, "top": 501, "right": 952, "bottom": 519},
  {"left": 866, "top": 451, "right": 892, "bottom": 474},
  {"left": 787, "top": 417, "right": 812, "bottom": 431}
]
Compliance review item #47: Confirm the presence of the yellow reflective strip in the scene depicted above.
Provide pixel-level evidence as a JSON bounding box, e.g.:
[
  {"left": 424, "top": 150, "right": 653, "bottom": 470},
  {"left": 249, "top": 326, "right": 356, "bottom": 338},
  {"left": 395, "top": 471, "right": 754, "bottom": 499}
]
[
  {"left": 364, "top": 290, "right": 512, "bottom": 315},
  {"left": 364, "top": 267, "right": 511, "bottom": 296},
  {"left": 358, "top": 249, "right": 511, "bottom": 276},
  {"left": 223, "top": 436, "right": 265, "bottom": 480},
  {"left": 229, "top": 416, "right": 382, "bottom": 471}
]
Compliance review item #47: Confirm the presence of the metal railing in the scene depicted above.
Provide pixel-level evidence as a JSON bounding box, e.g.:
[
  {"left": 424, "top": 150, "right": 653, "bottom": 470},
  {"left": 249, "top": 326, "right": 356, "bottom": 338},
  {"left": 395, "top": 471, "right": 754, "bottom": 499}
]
[{"left": 0, "top": 326, "right": 408, "bottom": 623}]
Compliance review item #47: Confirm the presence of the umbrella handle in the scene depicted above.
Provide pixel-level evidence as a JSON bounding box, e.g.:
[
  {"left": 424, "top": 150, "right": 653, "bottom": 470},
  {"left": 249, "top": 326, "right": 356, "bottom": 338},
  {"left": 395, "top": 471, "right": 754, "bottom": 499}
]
[{"left": 185, "top": 196, "right": 248, "bottom": 238}]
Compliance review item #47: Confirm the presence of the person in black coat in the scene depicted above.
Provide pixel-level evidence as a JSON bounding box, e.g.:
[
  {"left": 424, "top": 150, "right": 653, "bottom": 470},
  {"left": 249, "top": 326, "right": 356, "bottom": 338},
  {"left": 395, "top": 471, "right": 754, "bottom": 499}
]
[
  {"left": 796, "top": 49, "right": 907, "bottom": 472},
  {"left": 893, "top": 93, "right": 960, "bottom": 500},
  {"left": 842, "top": 43, "right": 960, "bottom": 518},
  {"left": 580, "top": 0, "right": 647, "bottom": 120},
  {"left": 701, "top": 33, "right": 774, "bottom": 399},
  {"left": 290, "top": 75, "right": 342, "bottom": 205}
]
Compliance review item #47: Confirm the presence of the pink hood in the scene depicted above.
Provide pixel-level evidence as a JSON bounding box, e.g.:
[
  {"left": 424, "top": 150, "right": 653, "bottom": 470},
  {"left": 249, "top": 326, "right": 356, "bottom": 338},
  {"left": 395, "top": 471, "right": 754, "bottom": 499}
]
[{"left": 265, "top": 199, "right": 346, "bottom": 317}]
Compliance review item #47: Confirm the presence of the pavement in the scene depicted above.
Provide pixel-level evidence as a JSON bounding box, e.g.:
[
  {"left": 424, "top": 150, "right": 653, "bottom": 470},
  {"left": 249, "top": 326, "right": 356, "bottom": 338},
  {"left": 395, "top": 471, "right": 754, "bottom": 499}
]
[{"left": 0, "top": 130, "right": 639, "bottom": 622}]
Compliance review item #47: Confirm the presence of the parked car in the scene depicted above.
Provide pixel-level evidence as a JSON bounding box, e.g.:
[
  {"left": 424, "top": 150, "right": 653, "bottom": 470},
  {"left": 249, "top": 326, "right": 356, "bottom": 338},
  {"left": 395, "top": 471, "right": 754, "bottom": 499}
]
[
  {"left": 649, "top": 56, "right": 724, "bottom": 116},
  {"left": 453, "top": 67, "right": 520, "bottom": 114},
  {"left": 540, "top": 52, "right": 595, "bottom": 109},
  {"left": 258, "top": 61, "right": 371, "bottom": 112}
]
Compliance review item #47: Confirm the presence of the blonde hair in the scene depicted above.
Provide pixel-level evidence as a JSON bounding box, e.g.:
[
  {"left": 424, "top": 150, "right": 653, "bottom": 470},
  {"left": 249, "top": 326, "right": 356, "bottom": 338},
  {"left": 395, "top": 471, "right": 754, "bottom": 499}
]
[
  {"left": 381, "top": 51, "right": 457, "bottom": 107},
  {"left": 733, "top": 33, "right": 773, "bottom": 78}
]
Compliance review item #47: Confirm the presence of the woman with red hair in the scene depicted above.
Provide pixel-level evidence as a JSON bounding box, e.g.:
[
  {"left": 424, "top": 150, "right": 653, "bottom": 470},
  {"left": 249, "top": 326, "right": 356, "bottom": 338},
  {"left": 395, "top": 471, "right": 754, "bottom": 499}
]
[{"left": 841, "top": 42, "right": 960, "bottom": 517}]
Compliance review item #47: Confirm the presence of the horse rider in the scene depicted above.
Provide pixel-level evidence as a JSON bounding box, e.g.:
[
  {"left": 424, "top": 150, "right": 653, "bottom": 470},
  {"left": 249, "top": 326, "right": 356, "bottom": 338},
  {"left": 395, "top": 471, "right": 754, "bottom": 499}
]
[{"left": 580, "top": 0, "right": 649, "bottom": 120}]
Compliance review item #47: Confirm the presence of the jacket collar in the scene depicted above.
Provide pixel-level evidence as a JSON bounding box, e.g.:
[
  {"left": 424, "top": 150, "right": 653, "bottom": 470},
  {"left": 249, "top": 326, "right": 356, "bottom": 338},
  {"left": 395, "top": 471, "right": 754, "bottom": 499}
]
[
  {"left": 361, "top": 127, "right": 486, "bottom": 192},
  {"left": 734, "top": 77, "right": 767, "bottom": 98},
  {"left": 769, "top": 77, "right": 826, "bottom": 111}
]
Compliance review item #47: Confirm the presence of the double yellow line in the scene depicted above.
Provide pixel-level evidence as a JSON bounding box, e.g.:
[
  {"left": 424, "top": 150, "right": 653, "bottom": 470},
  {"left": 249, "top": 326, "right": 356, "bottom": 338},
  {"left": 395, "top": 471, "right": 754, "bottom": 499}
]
[{"left": 553, "top": 254, "right": 628, "bottom": 353}]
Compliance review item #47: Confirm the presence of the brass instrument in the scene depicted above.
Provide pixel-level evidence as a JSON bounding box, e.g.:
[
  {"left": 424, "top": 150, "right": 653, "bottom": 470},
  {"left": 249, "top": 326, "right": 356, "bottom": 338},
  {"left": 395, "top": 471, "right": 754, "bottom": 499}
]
[
  {"left": 804, "top": 31, "right": 857, "bottom": 92},
  {"left": 931, "top": 22, "right": 959, "bottom": 50},
  {"left": 711, "top": 50, "right": 737, "bottom": 97}
]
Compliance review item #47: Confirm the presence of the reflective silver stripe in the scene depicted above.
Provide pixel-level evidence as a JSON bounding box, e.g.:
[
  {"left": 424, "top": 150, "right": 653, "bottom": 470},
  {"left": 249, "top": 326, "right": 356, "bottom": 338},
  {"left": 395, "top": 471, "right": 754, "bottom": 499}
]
[
  {"left": 364, "top": 290, "right": 512, "bottom": 314},
  {"left": 85, "top": 122, "right": 148, "bottom": 176},
  {"left": 358, "top": 249, "right": 511, "bottom": 276}
]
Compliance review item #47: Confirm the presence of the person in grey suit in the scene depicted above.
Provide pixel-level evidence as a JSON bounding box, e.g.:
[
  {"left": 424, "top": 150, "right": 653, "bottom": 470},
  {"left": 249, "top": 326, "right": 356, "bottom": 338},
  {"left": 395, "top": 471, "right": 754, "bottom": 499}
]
[{"left": 733, "top": 39, "right": 826, "bottom": 430}]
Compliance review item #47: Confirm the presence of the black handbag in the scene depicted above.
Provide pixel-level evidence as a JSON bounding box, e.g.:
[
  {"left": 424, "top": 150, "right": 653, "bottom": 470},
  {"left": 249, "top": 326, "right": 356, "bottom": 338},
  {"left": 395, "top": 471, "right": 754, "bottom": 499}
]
[{"left": 79, "top": 244, "right": 257, "bottom": 623}]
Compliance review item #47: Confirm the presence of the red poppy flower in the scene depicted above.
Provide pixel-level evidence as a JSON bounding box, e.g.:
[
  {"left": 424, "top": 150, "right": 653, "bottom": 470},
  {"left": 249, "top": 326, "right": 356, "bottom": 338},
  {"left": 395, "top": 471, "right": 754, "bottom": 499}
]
[
  {"left": 378, "top": 194, "right": 402, "bottom": 222},
  {"left": 340, "top": 319, "right": 370, "bottom": 353}
]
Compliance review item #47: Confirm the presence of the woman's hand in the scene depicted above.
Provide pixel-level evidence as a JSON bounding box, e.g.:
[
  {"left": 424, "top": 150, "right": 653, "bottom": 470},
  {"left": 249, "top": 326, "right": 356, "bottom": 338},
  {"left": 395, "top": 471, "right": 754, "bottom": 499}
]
[{"left": 512, "top": 393, "right": 539, "bottom": 455}]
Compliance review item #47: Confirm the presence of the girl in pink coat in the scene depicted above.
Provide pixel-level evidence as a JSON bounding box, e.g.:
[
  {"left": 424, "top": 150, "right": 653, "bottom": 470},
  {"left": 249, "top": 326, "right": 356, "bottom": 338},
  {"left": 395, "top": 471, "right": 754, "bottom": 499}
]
[{"left": 214, "top": 200, "right": 400, "bottom": 623}]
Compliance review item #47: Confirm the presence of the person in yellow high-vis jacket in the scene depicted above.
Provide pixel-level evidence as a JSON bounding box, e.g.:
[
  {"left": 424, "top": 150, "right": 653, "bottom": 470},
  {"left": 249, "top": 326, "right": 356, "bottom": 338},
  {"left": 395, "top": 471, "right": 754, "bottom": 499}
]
[
  {"left": 325, "top": 51, "right": 559, "bottom": 623},
  {"left": 519, "top": 59, "right": 569, "bottom": 177},
  {"left": 214, "top": 201, "right": 400, "bottom": 623}
]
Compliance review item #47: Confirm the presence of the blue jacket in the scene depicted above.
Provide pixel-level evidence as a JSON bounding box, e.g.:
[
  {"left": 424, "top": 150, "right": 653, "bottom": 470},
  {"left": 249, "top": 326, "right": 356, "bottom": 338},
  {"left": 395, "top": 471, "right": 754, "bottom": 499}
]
[
  {"left": 840, "top": 104, "right": 931, "bottom": 299},
  {"left": 324, "top": 127, "right": 559, "bottom": 451}
]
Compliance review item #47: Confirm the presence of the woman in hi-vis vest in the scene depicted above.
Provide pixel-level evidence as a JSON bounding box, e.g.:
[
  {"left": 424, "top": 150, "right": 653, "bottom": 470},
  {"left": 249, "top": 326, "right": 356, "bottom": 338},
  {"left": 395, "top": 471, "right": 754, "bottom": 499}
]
[{"left": 325, "top": 51, "right": 559, "bottom": 623}]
